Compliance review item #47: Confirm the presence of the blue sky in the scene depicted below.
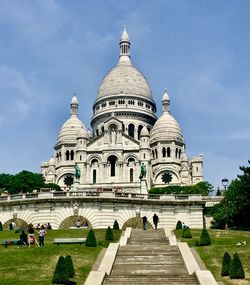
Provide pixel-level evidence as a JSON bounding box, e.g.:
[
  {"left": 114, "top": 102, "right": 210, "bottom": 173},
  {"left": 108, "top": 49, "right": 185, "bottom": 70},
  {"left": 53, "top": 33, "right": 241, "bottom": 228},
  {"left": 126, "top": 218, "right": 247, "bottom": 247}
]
[{"left": 0, "top": 0, "right": 249, "bottom": 189}]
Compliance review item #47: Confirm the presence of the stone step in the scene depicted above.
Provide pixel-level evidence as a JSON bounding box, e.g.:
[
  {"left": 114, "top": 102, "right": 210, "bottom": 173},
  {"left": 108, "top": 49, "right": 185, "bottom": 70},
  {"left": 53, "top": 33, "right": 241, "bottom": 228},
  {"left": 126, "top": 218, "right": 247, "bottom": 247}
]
[
  {"left": 103, "top": 275, "right": 198, "bottom": 285},
  {"left": 111, "top": 265, "right": 189, "bottom": 275}
]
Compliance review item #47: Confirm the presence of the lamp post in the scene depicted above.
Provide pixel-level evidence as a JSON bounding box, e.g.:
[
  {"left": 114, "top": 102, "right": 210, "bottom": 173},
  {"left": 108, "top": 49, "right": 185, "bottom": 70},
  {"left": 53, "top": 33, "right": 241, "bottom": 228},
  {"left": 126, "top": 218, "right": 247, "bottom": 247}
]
[{"left": 221, "top": 177, "right": 229, "bottom": 190}]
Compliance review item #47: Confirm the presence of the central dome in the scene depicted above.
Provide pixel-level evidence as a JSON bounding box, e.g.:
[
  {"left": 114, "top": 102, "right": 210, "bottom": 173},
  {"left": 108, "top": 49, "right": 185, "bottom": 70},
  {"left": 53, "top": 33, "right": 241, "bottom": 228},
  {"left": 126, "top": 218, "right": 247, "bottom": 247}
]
[
  {"left": 96, "top": 28, "right": 153, "bottom": 101},
  {"left": 97, "top": 63, "right": 152, "bottom": 100}
]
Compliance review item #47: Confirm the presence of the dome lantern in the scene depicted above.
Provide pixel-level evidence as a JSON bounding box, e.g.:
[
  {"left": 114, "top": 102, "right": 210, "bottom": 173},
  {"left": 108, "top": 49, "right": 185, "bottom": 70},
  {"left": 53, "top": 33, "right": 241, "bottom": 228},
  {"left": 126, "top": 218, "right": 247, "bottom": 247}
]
[
  {"left": 162, "top": 89, "right": 170, "bottom": 114},
  {"left": 70, "top": 94, "right": 79, "bottom": 117},
  {"left": 119, "top": 26, "right": 131, "bottom": 64}
]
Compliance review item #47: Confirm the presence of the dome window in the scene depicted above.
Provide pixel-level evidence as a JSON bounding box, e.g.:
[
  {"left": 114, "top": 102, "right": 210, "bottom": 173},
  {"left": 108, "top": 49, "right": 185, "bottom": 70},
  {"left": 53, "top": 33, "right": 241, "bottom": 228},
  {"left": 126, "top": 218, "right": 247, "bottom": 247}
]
[
  {"left": 167, "top": 147, "right": 171, "bottom": 158},
  {"left": 128, "top": 124, "right": 135, "bottom": 138},
  {"left": 101, "top": 102, "right": 106, "bottom": 108},
  {"left": 109, "top": 100, "right": 115, "bottom": 106},
  {"left": 66, "top": 150, "right": 70, "bottom": 161},
  {"left": 162, "top": 147, "right": 166, "bottom": 158},
  {"left": 138, "top": 125, "right": 143, "bottom": 139},
  {"left": 70, "top": 150, "right": 74, "bottom": 160}
]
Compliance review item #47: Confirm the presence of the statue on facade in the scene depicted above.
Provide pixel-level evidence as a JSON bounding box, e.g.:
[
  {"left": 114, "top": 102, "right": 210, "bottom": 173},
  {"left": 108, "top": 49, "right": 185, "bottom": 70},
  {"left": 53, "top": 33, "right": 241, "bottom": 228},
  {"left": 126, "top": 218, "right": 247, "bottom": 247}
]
[
  {"left": 111, "top": 128, "right": 116, "bottom": 145},
  {"left": 140, "top": 163, "right": 147, "bottom": 179},
  {"left": 74, "top": 164, "right": 81, "bottom": 180}
]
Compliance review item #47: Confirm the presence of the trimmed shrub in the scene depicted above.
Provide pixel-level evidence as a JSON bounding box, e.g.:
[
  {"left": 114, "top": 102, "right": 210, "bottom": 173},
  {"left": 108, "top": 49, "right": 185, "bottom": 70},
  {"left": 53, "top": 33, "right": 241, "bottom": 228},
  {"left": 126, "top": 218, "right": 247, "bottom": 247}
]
[
  {"left": 52, "top": 256, "right": 69, "bottom": 284},
  {"left": 86, "top": 229, "right": 97, "bottom": 247},
  {"left": 195, "top": 240, "right": 200, "bottom": 247},
  {"left": 199, "top": 228, "right": 211, "bottom": 246},
  {"left": 65, "top": 255, "right": 75, "bottom": 278},
  {"left": 105, "top": 226, "right": 114, "bottom": 241},
  {"left": 0, "top": 222, "right": 3, "bottom": 231},
  {"left": 113, "top": 220, "right": 120, "bottom": 230},
  {"left": 98, "top": 240, "right": 110, "bottom": 248},
  {"left": 221, "top": 251, "right": 231, "bottom": 276},
  {"left": 176, "top": 220, "right": 182, "bottom": 230},
  {"left": 229, "top": 253, "right": 245, "bottom": 279},
  {"left": 182, "top": 227, "right": 192, "bottom": 238}
]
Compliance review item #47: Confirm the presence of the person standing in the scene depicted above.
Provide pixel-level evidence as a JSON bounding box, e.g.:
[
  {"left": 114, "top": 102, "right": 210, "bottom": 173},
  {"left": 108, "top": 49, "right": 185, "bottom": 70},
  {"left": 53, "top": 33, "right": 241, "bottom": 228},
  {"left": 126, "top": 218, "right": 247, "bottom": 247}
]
[
  {"left": 142, "top": 216, "right": 147, "bottom": 230},
  {"left": 153, "top": 213, "right": 159, "bottom": 230},
  {"left": 38, "top": 225, "right": 47, "bottom": 247},
  {"left": 27, "top": 223, "right": 39, "bottom": 247}
]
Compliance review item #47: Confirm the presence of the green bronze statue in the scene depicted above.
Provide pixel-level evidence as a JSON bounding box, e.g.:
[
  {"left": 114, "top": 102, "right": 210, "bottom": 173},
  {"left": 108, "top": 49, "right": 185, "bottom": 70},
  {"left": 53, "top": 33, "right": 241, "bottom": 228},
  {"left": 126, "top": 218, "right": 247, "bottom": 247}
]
[
  {"left": 74, "top": 164, "right": 81, "bottom": 180},
  {"left": 140, "top": 163, "right": 147, "bottom": 178}
]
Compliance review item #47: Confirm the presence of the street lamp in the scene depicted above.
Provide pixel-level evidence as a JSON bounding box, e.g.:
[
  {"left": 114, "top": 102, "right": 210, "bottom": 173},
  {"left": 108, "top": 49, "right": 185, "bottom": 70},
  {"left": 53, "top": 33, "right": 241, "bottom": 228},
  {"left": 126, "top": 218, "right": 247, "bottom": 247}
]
[{"left": 221, "top": 177, "right": 229, "bottom": 190}]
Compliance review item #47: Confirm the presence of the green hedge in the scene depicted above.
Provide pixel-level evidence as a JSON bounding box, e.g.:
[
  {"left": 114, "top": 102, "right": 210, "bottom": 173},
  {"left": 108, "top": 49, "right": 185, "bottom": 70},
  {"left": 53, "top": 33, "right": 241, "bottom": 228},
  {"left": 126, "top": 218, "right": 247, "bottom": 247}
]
[
  {"left": 86, "top": 229, "right": 97, "bottom": 247},
  {"left": 229, "top": 253, "right": 245, "bottom": 279},
  {"left": 199, "top": 228, "right": 211, "bottom": 246},
  {"left": 182, "top": 227, "right": 192, "bottom": 238},
  {"left": 221, "top": 252, "right": 231, "bottom": 276}
]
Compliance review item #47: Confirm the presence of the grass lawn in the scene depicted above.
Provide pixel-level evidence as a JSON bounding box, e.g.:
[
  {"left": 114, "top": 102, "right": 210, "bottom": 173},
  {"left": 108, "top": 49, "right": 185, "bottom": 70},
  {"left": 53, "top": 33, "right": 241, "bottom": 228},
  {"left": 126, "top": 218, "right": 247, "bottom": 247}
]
[
  {"left": 175, "top": 229, "right": 250, "bottom": 285},
  {"left": 0, "top": 228, "right": 121, "bottom": 285}
]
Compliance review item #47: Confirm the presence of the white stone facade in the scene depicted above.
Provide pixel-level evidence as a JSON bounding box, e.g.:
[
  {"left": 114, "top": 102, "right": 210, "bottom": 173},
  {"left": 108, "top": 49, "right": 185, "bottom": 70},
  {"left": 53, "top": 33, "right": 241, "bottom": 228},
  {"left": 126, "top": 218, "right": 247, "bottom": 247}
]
[{"left": 41, "top": 29, "right": 203, "bottom": 191}]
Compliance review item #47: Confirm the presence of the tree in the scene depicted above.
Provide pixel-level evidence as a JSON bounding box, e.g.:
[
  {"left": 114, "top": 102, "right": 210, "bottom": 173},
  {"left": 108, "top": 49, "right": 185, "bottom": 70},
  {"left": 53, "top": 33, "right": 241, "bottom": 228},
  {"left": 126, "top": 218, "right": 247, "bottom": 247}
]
[
  {"left": 221, "top": 252, "right": 231, "bottom": 276},
  {"left": 105, "top": 226, "right": 114, "bottom": 241},
  {"left": 176, "top": 220, "right": 182, "bottom": 230},
  {"left": 212, "top": 161, "right": 250, "bottom": 228},
  {"left": 199, "top": 229, "right": 211, "bottom": 246},
  {"left": 182, "top": 227, "right": 192, "bottom": 238},
  {"left": 43, "top": 183, "right": 61, "bottom": 191},
  {"left": 85, "top": 229, "right": 97, "bottom": 247},
  {"left": 113, "top": 220, "right": 119, "bottom": 230},
  {"left": 149, "top": 181, "right": 213, "bottom": 196},
  {"left": 65, "top": 255, "right": 75, "bottom": 278},
  {"left": 229, "top": 253, "right": 245, "bottom": 279},
  {"left": 52, "top": 256, "right": 69, "bottom": 284}
]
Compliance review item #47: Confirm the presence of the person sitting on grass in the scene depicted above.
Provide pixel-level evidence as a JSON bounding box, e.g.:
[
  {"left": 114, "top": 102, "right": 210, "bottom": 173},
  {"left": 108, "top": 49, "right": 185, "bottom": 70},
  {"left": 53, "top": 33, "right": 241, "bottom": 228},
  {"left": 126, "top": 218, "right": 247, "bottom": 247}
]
[{"left": 20, "top": 230, "right": 28, "bottom": 246}]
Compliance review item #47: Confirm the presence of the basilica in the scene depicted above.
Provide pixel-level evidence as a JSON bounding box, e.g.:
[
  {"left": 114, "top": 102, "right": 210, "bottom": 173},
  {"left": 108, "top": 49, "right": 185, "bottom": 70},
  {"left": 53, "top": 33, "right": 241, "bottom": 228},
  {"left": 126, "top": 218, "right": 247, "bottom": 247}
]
[{"left": 41, "top": 29, "right": 203, "bottom": 192}]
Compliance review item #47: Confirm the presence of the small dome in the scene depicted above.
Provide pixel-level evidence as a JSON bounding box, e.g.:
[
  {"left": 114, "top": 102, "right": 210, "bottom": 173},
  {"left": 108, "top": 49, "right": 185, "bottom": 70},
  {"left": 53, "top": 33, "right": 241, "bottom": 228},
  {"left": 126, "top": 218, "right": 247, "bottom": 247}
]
[
  {"left": 140, "top": 126, "right": 149, "bottom": 137},
  {"left": 97, "top": 64, "right": 152, "bottom": 100},
  {"left": 48, "top": 157, "right": 55, "bottom": 165},
  {"left": 150, "top": 113, "right": 184, "bottom": 143},
  {"left": 57, "top": 116, "right": 88, "bottom": 143},
  {"left": 77, "top": 127, "right": 89, "bottom": 139}
]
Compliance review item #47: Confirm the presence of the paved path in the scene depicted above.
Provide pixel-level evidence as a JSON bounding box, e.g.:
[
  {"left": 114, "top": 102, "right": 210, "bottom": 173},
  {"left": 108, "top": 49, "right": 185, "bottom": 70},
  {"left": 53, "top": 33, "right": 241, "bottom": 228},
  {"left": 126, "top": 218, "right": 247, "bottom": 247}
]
[{"left": 103, "top": 229, "right": 199, "bottom": 285}]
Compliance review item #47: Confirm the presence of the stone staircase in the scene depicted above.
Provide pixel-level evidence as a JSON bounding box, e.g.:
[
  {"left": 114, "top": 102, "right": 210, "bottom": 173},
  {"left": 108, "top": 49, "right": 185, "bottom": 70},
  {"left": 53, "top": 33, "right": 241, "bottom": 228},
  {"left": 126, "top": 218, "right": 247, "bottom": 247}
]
[{"left": 103, "top": 229, "right": 199, "bottom": 285}]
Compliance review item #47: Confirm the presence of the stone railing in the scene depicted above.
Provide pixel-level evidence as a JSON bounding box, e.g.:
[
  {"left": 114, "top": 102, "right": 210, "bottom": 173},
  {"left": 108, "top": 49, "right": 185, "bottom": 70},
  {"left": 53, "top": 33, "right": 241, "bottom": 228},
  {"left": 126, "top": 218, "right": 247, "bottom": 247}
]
[{"left": 0, "top": 191, "right": 220, "bottom": 204}]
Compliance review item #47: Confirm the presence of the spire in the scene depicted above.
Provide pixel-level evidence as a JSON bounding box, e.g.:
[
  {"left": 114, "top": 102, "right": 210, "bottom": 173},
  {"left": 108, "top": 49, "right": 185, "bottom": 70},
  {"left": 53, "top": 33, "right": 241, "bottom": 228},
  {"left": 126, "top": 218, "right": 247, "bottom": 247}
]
[
  {"left": 162, "top": 88, "right": 170, "bottom": 113},
  {"left": 70, "top": 93, "right": 79, "bottom": 117},
  {"left": 119, "top": 26, "right": 131, "bottom": 64}
]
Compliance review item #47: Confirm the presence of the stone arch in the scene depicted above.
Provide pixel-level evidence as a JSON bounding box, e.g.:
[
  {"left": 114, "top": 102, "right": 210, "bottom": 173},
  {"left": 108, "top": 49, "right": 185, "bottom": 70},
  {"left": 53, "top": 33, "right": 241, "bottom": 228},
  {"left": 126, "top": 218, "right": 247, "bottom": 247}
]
[
  {"left": 59, "top": 215, "right": 92, "bottom": 229},
  {"left": 87, "top": 154, "right": 102, "bottom": 164},
  {"left": 56, "top": 172, "right": 74, "bottom": 187},
  {"left": 3, "top": 218, "right": 28, "bottom": 230},
  {"left": 122, "top": 216, "right": 153, "bottom": 230}
]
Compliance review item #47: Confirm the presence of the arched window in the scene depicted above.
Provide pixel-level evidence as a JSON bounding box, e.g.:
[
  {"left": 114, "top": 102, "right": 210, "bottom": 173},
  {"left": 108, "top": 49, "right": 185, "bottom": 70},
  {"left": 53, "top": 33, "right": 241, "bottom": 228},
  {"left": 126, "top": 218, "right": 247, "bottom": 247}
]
[
  {"left": 91, "top": 159, "right": 98, "bottom": 167},
  {"left": 152, "top": 150, "right": 155, "bottom": 159},
  {"left": 93, "top": 169, "right": 97, "bottom": 184},
  {"left": 167, "top": 147, "right": 171, "bottom": 158},
  {"left": 179, "top": 149, "right": 181, "bottom": 159},
  {"left": 108, "top": 155, "right": 117, "bottom": 177},
  {"left": 101, "top": 126, "right": 104, "bottom": 133},
  {"left": 128, "top": 124, "right": 135, "bottom": 138},
  {"left": 155, "top": 149, "right": 158, "bottom": 159},
  {"left": 130, "top": 168, "right": 133, "bottom": 182},
  {"left": 66, "top": 150, "right": 70, "bottom": 161},
  {"left": 70, "top": 150, "right": 74, "bottom": 160},
  {"left": 138, "top": 125, "right": 143, "bottom": 140},
  {"left": 80, "top": 155, "right": 82, "bottom": 161},
  {"left": 175, "top": 148, "right": 178, "bottom": 158},
  {"left": 162, "top": 147, "right": 166, "bottom": 158},
  {"left": 96, "top": 129, "right": 99, "bottom": 137}
]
